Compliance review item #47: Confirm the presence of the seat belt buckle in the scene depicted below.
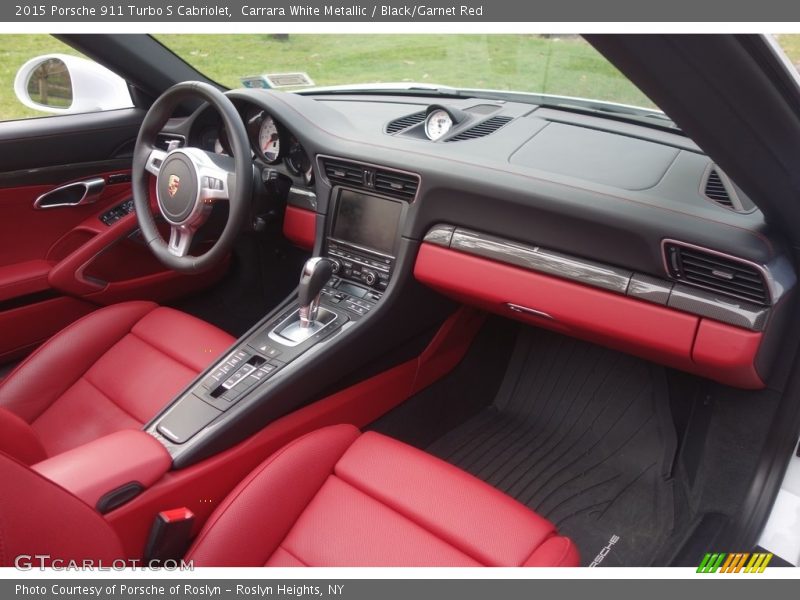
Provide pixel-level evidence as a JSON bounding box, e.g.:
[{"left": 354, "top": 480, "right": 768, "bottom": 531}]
[{"left": 143, "top": 507, "right": 195, "bottom": 564}]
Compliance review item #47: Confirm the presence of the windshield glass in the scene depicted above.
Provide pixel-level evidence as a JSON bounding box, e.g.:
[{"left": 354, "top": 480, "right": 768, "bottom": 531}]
[{"left": 155, "top": 34, "right": 657, "bottom": 110}]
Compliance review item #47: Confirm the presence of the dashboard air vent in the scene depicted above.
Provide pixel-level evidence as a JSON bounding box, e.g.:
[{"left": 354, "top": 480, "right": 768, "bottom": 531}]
[
  {"left": 323, "top": 160, "right": 366, "bottom": 187},
  {"left": 320, "top": 157, "right": 420, "bottom": 201},
  {"left": 703, "top": 168, "right": 734, "bottom": 208},
  {"left": 446, "top": 116, "right": 513, "bottom": 142},
  {"left": 664, "top": 242, "right": 769, "bottom": 305},
  {"left": 374, "top": 169, "right": 418, "bottom": 200},
  {"left": 386, "top": 111, "right": 426, "bottom": 134}
]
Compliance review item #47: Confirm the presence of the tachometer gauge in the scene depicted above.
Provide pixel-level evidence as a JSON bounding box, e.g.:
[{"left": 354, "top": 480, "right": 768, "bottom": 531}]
[
  {"left": 257, "top": 115, "right": 281, "bottom": 163},
  {"left": 425, "top": 109, "right": 453, "bottom": 141}
]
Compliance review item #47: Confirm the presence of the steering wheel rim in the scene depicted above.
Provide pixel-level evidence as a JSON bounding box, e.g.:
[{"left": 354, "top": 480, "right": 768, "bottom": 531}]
[{"left": 131, "top": 81, "right": 252, "bottom": 273}]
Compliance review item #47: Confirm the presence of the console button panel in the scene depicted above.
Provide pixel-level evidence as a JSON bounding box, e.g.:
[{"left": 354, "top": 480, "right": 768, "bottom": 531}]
[
  {"left": 328, "top": 241, "right": 392, "bottom": 291},
  {"left": 321, "top": 276, "right": 382, "bottom": 316},
  {"left": 152, "top": 274, "right": 382, "bottom": 448}
]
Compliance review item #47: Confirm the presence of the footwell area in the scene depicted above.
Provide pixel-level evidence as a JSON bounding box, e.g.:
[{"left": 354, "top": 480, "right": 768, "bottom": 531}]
[{"left": 426, "top": 328, "right": 678, "bottom": 566}]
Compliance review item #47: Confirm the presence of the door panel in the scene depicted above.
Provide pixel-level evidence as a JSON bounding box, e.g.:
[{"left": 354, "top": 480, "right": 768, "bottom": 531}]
[
  {"left": 0, "top": 111, "right": 227, "bottom": 363},
  {"left": 0, "top": 173, "right": 134, "bottom": 269}
]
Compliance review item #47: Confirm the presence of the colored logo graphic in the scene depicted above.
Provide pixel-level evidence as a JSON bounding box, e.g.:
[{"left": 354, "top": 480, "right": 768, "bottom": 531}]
[
  {"left": 697, "top": 552, "right": 773, "bottom": 573},
  {"left": 167, "top": 174, "right": 181, "bottom": 198}
]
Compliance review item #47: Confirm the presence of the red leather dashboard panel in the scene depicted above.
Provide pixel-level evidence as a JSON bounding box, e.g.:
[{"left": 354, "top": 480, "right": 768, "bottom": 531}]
[
  {"left": 692, "top": 320, "right": 764, "bottom": 388},
  {"left": 414, "top": 243, "right": 764, "bottom": 389},
  {"left": 283, "top": 206, "right": 316, "bottom": 250}
]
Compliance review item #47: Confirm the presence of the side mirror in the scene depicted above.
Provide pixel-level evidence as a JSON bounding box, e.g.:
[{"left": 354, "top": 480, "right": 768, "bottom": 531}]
[{"left": 14, "top": 53, "right": 132, "bottom": 115}]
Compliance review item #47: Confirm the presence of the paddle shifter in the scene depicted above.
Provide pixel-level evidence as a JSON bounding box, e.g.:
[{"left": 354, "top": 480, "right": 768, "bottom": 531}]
[{"left": 298, "top": 257, "right": 334, "bottom": 327}]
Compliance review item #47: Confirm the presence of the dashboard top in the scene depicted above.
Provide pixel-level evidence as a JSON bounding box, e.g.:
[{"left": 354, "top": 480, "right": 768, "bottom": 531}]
[{"left": 163, "top": 88, "right": 786, "bottom": 289}]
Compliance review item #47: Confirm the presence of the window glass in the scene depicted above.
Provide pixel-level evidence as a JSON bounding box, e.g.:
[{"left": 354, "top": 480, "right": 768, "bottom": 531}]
[
  {"left": 0, "top": 34, "right": 132, "bottom": 122},
  {"left": 156, "top": 34, "right": 657, "bottom": 110}
]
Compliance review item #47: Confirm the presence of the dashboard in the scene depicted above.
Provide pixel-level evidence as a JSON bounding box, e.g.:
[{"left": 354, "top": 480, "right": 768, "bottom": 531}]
[{"left": 159, "top": 87, "right": 797, "bottom": 394}]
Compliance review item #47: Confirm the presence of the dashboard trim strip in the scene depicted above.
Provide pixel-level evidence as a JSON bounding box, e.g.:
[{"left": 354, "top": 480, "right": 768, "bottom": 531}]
[
  {"left": 450, "top": 228, "right": 633, "bottom": 294},
  {"left": 425, "top": 224, "right": 771, "bottom": 332}
]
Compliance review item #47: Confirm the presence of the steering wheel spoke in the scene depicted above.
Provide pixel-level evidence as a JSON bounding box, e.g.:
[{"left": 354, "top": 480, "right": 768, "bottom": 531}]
[
  {"left": 168, "top": 224, "right": 195, "bottom": 257},
  {"left": 197, "top": 158, "right": 233, "bottom": 205},
  {"left": 144, "top": 148, "right": 167, "bottom": 176}
]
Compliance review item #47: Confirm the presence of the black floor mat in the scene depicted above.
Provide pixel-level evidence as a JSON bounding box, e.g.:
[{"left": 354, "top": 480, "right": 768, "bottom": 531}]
[{"left": 426, "top": 328, "right": 678, "bottom": 566}]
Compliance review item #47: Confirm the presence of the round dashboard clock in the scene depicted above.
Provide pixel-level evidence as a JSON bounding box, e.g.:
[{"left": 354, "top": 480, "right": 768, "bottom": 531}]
[{"left": 425, "top": 108, "right": 454, "bottom": 141}]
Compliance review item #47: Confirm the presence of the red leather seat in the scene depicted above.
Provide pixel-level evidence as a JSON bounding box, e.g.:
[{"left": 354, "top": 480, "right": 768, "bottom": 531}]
[
  {"left": 0, "top": 301, "right": 234, "bottom": 464},
  {"left": 0, "top": 425, "right": 579, "bottom": 567},
  {"left": 187, "top": 425, "right": 580, "bottom": 567}
]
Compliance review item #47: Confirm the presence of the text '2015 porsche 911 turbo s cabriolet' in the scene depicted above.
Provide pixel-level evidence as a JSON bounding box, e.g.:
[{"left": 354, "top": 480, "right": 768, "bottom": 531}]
[{"left": 0, "top": 33, "right": 799, "bottom": 568}]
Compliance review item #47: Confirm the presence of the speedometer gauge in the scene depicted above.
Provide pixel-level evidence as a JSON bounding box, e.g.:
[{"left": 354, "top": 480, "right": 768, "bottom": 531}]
[
  {"left": 425, "top": 109, "right": 453, "bottom": 141},
  {"left": 258, "top": 116, "right": 281, "bottom": 163}
]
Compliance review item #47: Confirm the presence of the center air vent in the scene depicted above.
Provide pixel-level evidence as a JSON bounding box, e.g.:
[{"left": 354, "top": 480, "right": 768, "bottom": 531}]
[
  {"left": 320, "top": 157, "right": 420, "bottom": 201},
  {"left": 664, "top": 242, "right": 769, "bottom": 305},
  {"left": 386, "top": 111, "right": 426, "bottom": 134},
  {"left": 446, "top": 115, "right": 513, "bottom": 142},
  {"left": 374, "top": 170, "right": 418, "bottom": 200},
  {"left": 323, "top": 159, "right": 364, "bottom": 187}
]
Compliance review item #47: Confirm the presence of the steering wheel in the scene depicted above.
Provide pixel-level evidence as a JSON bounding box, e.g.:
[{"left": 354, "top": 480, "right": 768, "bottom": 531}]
[{"left": 131, "top": 82, "right": 252, "bottom": 273}]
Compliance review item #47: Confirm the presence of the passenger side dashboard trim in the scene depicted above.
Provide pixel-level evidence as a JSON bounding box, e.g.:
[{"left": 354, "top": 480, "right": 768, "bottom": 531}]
[{"left": 424, "top": 224, "right": 772, "bottom": 332}]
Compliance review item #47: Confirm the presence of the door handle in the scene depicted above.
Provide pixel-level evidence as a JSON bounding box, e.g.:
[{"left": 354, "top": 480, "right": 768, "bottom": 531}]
[{"left": 34, "top": 177, "right": 105, "bottom": 209}]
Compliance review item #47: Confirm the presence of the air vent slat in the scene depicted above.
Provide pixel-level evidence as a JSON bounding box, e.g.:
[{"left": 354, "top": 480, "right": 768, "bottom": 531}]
[
  {"left": 386, "top": 111, "right": 426, "bottom": 134},
  {"left": 446, "top": 116, "right": 513, "bottom": 142},
  {"left": 682, "top": 268, "right": 766, "bottom": 294},
  {"left": 703, "top": 168, "right": 738, "bottom": 209},
  {"left": 374, "top": 169, "right": 418, "bottom": 201},
  {"left": 323, "top": 160, "right": 365, "bottom": 187},
  {"left": 680, "top": 255, "right": 763, "bottom": 282},
  {"left": 664, "top": 242, "right": 770, "bottom": 305},
  {"left": 320, "top": 158, "right": 419, "bottom": 201}
]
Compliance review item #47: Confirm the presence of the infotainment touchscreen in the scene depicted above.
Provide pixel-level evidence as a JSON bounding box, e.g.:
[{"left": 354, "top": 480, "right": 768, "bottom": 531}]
[{"left": 332, "top": 190, "right": 403, "bottom": 255}]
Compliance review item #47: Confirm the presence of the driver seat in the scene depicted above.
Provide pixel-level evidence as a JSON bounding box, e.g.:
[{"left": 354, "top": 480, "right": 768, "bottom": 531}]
[{"left": 0, "top": 301, "right": 234, "bottom": 464}]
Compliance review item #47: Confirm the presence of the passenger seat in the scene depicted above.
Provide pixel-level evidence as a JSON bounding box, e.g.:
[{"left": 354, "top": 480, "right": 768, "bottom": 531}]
[{"left": 0, "top": 424, "right": 579, "bottom": 567}]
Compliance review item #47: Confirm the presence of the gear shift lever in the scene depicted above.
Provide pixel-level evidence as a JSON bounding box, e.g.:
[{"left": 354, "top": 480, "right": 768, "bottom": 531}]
[
  {"left": 298, "top": 257, "right": 334, "bottom": 328},
  {"left": 268, "top": 257, "right": 340, "bottom": 347}
]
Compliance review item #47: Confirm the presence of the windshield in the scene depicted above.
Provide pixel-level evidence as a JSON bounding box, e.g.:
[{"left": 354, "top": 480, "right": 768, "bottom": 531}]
[{"left": 155, "top": 34, "right": 657, "bottom": 110}]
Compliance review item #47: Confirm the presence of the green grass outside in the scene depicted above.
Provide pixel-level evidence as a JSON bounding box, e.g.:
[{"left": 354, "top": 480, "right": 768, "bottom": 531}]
[
  {"left": 0, "top": 35, "right": 83, "bottom": 120},
  {"left": 154, "top": 34, "right": 654, "bottom": 107},
  {"left": 0, "top": 34, "right": 799, "bottom": 122}
]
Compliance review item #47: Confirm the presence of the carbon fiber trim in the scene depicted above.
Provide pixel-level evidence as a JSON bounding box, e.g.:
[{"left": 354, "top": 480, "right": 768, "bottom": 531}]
[
  {"left": 450, "top": 228, "right": 633, "bottom": 294},
  {"left": 628, "top": 273, "right": 673, "bottom": 305},
  {"left": 286, "top": 186, "right": 317, "bottom": 211},
  {"left": 667, "top": 284, "right": 769, "bottom": 331},
  {"left": 423, "top": 224, "right": 455, "bottom": 247}
]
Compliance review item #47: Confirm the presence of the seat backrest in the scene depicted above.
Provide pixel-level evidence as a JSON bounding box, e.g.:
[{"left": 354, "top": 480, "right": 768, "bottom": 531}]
[{"left": 0, "top": 452, "right": 123, "bottom": 567}]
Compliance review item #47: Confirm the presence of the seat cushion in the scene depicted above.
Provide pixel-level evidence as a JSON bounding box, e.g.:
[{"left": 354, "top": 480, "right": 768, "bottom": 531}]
[
  {"left": 0, "top": 301, "right": 234, "bottom": 460},
  {"left": 187, "top": 424, "right": 579, "bottom": 567}
]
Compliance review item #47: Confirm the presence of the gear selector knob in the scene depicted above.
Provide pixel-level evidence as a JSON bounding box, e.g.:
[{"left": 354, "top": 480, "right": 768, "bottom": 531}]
[{"left": 298, "top": 257, "right": 333, "bottom": 327}]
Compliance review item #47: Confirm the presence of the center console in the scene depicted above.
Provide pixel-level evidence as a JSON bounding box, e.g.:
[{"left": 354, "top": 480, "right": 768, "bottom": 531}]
[{"left": 146, "top": 179, "right": 412, "bottom": 468}]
